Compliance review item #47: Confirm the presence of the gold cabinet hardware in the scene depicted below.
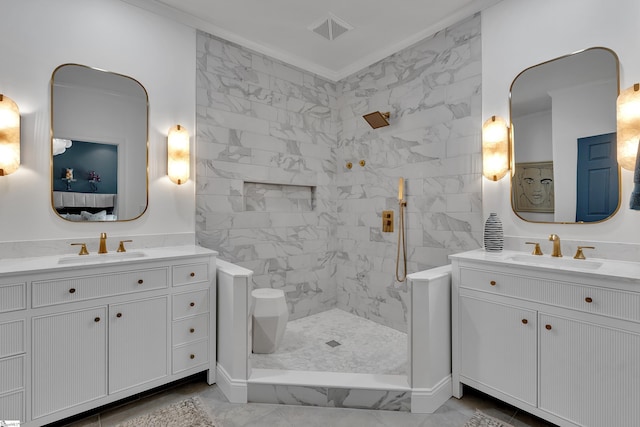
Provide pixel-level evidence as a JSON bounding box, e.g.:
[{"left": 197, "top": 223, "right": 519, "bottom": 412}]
[
  {"left": 190, "top": 328, "right": 195, "bottom": 333},
  {"left": 69, "top": 288, "right": 76, "bottom": 294},
  {"left": 190, "top": 354, "right": 195, "bottom": 359},
  {"left": 346, "top": 162, "right": 353, "bottom": 169},
  {"left": 545, "top": 324, "right": 552, "bottom": 330},
  {"left": 116, "top": 313, "right": 123, "bottom": 318},
  {"left": 525, "top": 242, "right": 543, "bottom": 255},
  {"left": 190, "top": 272, "right": 195, "bottom": 277},
  {"left": 490, "top": 280, "right": 496, "bottom": 286},
  {"left": 382, "top": 210, "right": 394, "bottom": 232},
  {"left": 94, "top": 317, "right": 101, "bottom": 323},
  {"left": 70, "top": 243, "right": 89, "bottom": 255},
  {"left": 522, "top": 319, "right": 528, "bottom": 324},
  {"left": 117, "top": 239, "right": 133, "bottom": 253},
  {"left": 574, "top": 246, "right": 595, "bottom": 259},
  {"left": 585, "top": 297, "right": 593, "bottom": 303},
  {"left": 137, "top": 279, "right": 144, "bottom": 284},
  {"left": 359, "top": 160, "right": 366, "bottom": 167},
  {"left": 190, "top": 302, "right": 195, "bottom": 307}
]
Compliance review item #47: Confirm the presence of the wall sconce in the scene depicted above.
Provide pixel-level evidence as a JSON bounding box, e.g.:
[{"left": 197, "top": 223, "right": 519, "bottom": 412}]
[
  {"left": 482, "top": 115, "right": 510, "bottom": 181},
  {"left": 167, "top": 124, "right": 189, "bottom": 185},
  {"left": 617, "top": 83, "right": 640, "bottom": 170},
  {"left": 0, "top": 94, "right": 20, "bottom": 176}
]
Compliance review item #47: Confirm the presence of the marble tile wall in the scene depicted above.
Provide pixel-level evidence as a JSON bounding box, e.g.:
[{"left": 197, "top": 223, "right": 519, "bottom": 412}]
[
  {"left": 195, "top": 14, "right": 483, "bottom": 329},
  {"left": 335, "top": 14, "right": 483, "bottom": 331},
  {"left": 195, "top": 32, "right": 339, "bottom": 320}
]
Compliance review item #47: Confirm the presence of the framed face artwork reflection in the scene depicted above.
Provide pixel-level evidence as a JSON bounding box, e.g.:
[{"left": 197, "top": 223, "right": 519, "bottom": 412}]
[{"left": 514, "top": 161, "right": 554, "bottom": 213}]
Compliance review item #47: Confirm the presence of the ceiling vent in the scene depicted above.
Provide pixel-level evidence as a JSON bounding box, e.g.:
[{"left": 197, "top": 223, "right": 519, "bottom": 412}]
[{"left": 309, "top": 13, "right": 353, "bottom": 41}]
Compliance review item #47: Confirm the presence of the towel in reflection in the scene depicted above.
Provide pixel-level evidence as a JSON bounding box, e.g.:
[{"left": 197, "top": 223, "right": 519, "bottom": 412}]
[{"left": 630, "top": 141, "right": 640, "bottom": 210}]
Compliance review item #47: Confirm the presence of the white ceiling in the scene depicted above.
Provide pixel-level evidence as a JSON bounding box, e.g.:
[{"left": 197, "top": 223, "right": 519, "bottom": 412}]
[{"left": 121, "top": 0, "right": 502, "bottom": 81}]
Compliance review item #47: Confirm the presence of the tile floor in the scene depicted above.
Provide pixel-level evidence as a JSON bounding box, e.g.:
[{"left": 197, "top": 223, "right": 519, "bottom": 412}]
[
  {"left": 250, "top": 308, "right": 407, "bottom": 374},
  {"left": 51, "top": 375, "right": 557, "bottom": 426}
]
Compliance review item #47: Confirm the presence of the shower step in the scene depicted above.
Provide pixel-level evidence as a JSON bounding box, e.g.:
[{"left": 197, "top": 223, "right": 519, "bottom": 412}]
[{"left": 247, "top": 368, "right": 411, "bottom": 411}]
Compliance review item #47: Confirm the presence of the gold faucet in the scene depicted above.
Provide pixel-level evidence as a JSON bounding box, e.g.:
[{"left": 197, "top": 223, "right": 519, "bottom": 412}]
[
  {"left": 99, "top": 232, "right": 108, "bottom": 254},
  {"left": 549, "top": 234, "right": 562, "bottom": 257}
]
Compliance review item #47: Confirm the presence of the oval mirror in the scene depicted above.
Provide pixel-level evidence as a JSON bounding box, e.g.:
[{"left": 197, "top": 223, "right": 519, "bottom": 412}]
[
  {"left": 51, "top": 64, "right": 148, "bottom": 222},
  {"left": 510, "top": 47, "right": 620, "bottom": 223}
]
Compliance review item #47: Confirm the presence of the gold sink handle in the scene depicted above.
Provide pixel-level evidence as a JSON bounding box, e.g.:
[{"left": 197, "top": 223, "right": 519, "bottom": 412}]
[
  {"left": 70, "top": 243, "right": 89, "bottom": 255},
  {"left": 574, "top": 246, "right": 595, "bottom": 260},
  {"left": 525, "top": 242, "right": 543, "bottom": 255},
  {"left": 117, "top": 239, "right": 133, "bottom": 253}
]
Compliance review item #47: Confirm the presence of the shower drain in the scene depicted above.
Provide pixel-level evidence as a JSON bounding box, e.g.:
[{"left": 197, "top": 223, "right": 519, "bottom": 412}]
[{"left": 325, "top": 340, "right": 341, "bottom": 348}]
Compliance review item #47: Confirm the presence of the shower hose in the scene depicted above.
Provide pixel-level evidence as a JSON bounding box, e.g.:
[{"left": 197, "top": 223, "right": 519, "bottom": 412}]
[{"left": 396, "top": 200, "right": 407, "bottom": 282}]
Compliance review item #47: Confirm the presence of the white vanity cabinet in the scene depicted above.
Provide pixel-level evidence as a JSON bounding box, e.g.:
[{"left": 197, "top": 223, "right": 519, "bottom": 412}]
[
  {"left": 0, "top": 246, "right": 216, "bottom": 427},
  {"left": 0, "top": 281, "right": 27, "bottom": 421},
  {"left": 451, "top": 250, "right": 640, "bottom": 427}
]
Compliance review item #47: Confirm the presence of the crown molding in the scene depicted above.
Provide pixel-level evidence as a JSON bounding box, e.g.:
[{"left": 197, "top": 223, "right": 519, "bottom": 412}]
[{"left": 120, "top": 0, "right": 502, "bottom": 82}]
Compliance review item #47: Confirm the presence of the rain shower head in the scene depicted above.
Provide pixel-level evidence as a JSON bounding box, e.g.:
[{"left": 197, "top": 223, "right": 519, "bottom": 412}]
[{"left": 363, "top": 111, "right": 390, "bottom": 129}]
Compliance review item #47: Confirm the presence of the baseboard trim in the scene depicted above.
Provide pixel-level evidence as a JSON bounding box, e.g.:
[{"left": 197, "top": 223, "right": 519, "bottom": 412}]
[
  {"left": 216, "top": 364, "right": 248, "bottom": 404},
  {"left": 410, "top": 375, "right": 452, "bottom": 413}
]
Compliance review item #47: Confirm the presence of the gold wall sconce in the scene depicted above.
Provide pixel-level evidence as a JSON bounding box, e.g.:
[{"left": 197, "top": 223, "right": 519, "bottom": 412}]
[
  {"left": 0, "top": 94, "right": 20, "bottom": 176},
  {"left": 167, "top": 124, "right": 190, "bottom": 185},
  {"left": 482, "top": 115, "right": 510, "bottom": 181},
  {"left": 363, "top": 111, "right": 390, "bottom": 129},
  {"left": 617, "top": 83, "right": 640, "bottom": 170}
]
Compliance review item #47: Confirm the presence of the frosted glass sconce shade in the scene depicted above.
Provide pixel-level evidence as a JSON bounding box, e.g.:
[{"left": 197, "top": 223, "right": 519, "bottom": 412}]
[
  {"left": 0, "top": 94, "right": 20, "bottom": 176},
  {"left": 482, "top": 115, "right": 509, "bottom": 181},
  {"left": 617, "top": 83, "right": 640, "bottom": 170},
  {"left": 167, "top": 124, "right": 189, "bottom": 185}
]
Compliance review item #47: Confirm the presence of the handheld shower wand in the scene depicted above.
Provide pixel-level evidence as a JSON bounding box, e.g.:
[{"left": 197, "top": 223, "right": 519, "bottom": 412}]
[{"left": 396, "top": 178, "right": 407, "bottom": 282}]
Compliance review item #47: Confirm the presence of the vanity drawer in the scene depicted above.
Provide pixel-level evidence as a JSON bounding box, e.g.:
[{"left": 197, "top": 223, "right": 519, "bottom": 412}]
[
  {"left": 460, "top": 267, "right": 640, "bottom": 322},
  {"left": 172, "top": 263, "right": 209, "bottom": 287},
  {"left": 0, "top": 355, "right": 24, "bottom": 394},
  {"left": 32, "top": 267, "right": 168, "bottom": 307},
  {"left": 172, "top": 340, "right": 208, "bottom": 374},
  {"left": 0, "top": 320, "right": 24, "bottom": 358},
  {"left": 172, "top": 314, "right": 209, "bottom": 346},
  {"left": 0, "top": 282, "right": 26, "bottom": 313},
  {"left": 172, "top": 289, "right": 209, "bottom": 320}
]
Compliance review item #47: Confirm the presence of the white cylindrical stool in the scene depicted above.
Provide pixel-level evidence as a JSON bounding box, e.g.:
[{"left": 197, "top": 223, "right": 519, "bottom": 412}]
[{"left": 251, "top": 288, "right": 288, "bottom": 354}]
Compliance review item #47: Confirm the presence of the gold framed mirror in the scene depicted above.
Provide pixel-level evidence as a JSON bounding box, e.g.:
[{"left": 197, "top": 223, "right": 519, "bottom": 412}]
[
  {"left": 510, "top": 47, "right": 620, "bottom": 223},
  {"left": 50, "top": 64, "right": 149, "bottom": 222}
]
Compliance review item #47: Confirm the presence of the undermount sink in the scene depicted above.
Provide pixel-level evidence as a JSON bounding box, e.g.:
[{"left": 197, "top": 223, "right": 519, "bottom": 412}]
[
  {"left": 506, "top": 254, "right": 603, "bottom": 270},
  {"left": 58, "top": 251, "right": 147, "bottom": 265}
]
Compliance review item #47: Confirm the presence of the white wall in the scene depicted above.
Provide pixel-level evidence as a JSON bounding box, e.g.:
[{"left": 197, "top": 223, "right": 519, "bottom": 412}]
[
  {"left": 482, "top": 0, "right": 640, "bottom": 244},
  {"left": 0, "top": 0, "right": 196, "bottom": 245}
]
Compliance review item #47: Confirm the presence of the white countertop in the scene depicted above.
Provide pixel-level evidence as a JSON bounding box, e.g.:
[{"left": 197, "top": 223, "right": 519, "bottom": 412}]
[
  {"left": 450, "top": 249, "right": 640, "bottom": 283},
  {"left": 0, "top": 245, "right": 217, "bottom": 275}
]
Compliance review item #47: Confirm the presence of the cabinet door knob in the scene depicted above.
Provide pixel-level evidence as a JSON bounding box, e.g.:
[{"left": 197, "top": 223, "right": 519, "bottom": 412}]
[
  {"left": 545, "top": 324, "right": 552, "bottom": 330},
  {"left": 521, "top": 319, "right": 528, "bottom": 324},
  {"left": 490, "top": 280, "right": 496, "bottom": 286},
  {"left": 190, "top": 354, "right": 195, "bottom": 359},
  {"left": 190, "top": 328, "right": 195, "bottom": 333},
  {"left": 94, "top": 317, "right": 101, "bottom": 322},
  {"left": 137, "top": 279, "right": 144, "bottom": 284},
  {"left": 190, "top": 272, "right": 195, "bottom": 277},
  {"left": 69, "top": 288, "right": 76, "bottom": 294},
  {"left": 116, "top": 312, "right": 123, "bottom": 318},
  {"left": 585, "top": 297, "right": 593, "bottom": 303},
  {"left": 190, "top": 302, "right": 195, "bottom": 307}
]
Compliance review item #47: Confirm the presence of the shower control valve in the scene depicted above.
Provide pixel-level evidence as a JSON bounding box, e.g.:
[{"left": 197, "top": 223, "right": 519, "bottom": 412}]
[{"left": 382, "top": 210, "right": 394, "bottom": 232}]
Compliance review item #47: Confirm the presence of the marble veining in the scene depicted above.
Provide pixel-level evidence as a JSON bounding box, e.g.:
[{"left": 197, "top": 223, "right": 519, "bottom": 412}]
[
  {"left": 195, "top": 14, "right": 482, "bottom": 330},
  {"left": 250, "top": 308, "right": 407, "bottom": 374}
]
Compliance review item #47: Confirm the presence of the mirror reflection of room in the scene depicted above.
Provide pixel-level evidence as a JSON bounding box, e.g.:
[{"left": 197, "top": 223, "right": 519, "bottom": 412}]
[
  {"left": 50, "top": 64, "right": 148, "bottom": 222},
  {"left": 510, "top": 47, "right": 620, "bottom": 223}
]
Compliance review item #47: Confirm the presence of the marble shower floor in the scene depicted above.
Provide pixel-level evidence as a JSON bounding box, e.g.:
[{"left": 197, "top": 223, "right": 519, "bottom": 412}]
[{"left": 250, "top": 308, "right": 408, "bottom": 374}]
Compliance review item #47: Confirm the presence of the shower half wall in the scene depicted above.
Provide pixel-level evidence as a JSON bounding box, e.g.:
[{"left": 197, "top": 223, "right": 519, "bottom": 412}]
[{"left": 195, "top": 13, "right": 483, "bottom": 332}]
